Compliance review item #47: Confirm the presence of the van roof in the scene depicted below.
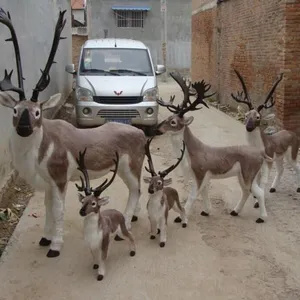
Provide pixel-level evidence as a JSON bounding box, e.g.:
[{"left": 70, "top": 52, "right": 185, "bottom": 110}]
[{"left": 83, "top": 38, "right": 148, "bottom": 49}]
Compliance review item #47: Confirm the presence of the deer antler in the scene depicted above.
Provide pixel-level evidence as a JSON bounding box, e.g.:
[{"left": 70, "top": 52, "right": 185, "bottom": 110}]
[
  {"left": 144, "top": 137, "right": 157, "bottom": 176},
  {"left": 257, "top": 73, "right": 284, "bottom": 112},
  {"left": 156, "top": 95, "right": 180, "bottom": 114},
  {"left": 231, "top": 69, "right": 253, "bottom": 111},
  {"left": 31, "top": 10, "right": 67, "bottom": 102},
  {"left": 93, "top": 152, "right": 119, "bottom": 197},
  {"left": 0, "top": 8, "right": 25, "bottom": 100},
  {"left": 158, "top": 141, "right": 185, "bottom": 178},
  {"left": 178, "top": 80, "right": 213, "bottom": 117},
  {"left": 75, "top": 148, "right": 92, "bottom": 195}
]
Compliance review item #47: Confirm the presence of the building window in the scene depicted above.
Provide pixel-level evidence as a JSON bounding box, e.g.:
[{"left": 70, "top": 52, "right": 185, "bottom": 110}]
[{"left": 115, "top": 10, "right": 144, "bottom": 28}]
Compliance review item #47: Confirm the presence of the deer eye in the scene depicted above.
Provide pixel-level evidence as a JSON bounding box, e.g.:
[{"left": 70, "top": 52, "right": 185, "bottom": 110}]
[
  {"left": 35, "top": 110, "right": 40, "bottom": 117},
  {"left": 157, "top": 181, "right": 162, "bottom": 185},
  {"left": 256, "top": 116, "right": 260, "bottom": 120},
  {"left": 91, "top": 201, "right": 97, "bottom": 207},
  {"left": 170, "top": 120, "right": 177, "bottom": 126},
  {"left": 13, "top": 108, "right": 18, "bottom": 116}
]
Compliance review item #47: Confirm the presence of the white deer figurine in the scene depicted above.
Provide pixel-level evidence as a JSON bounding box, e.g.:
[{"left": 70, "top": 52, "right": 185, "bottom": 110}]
[
  {"left": 156, "top": 72, "right": 273, "bottom": 226},
  {"left": 76, "top": 149, "right": 136, "bottom": 281},
  {"left": 231, "top": 69, "right": 300, "bottom": 208},
  {"left": 0, "top": 9, "right": 145, "bottom": 258},
  {"left": 143, "top": 137, "right": 186, "bottom": 247}
]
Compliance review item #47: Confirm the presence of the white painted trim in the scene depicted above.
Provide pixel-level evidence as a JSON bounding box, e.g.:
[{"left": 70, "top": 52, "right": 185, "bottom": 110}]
[{"left": 192, "top": 0, "right": 217, "bottom": 16}]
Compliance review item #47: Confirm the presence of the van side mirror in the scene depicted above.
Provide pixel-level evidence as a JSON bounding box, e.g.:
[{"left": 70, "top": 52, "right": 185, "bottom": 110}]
[
  {"left": 155, "top": 65, "right": 166, "bottom": 75},
  {"left": 65, "top": 64, "right": 76, "bottom": 75}
]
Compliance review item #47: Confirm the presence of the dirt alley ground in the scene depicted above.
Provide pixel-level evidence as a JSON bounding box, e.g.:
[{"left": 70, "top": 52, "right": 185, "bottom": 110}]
[{"left": 0, "top": 80, "right": 300, "bottom": 300}]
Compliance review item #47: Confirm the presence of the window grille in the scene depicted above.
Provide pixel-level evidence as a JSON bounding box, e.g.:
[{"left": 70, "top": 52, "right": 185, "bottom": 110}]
[{"left": 115, "top": 10, "right": 144, "bottom": 28}]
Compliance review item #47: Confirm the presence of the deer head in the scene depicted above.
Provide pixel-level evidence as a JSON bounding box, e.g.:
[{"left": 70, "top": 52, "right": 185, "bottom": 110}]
[
  {"left": 156, "top": 72, "right": 214, "bottom": 134},
  {"left": 143, "top": 137, "right": 185, "bottom": 194},
  {"left": 75, "top": 148, "right": 119, "bottom": 217},
  {"left": 231, "top": 69, "right": 283, "bottom": 132},
  {"left": 0, "top": 8, "right": 67, "bottom": 137}
]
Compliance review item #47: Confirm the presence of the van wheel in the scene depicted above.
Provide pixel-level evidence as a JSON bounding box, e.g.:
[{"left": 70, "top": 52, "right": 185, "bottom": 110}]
[{"left": 144, "top": 125, "right": 162, "bottom": 137}]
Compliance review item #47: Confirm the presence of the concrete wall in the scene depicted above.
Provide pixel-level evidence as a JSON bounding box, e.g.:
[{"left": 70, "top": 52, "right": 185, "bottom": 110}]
[
  {"left": 0, "top": 0, "right": 72, "bottom": 191},
  {"left": 73, "top": 9, "right": 85, "bottom": 24},
  {"left": 87, "top": 0, "right": 191, "bottom": 71},
  {"left": 191, "top": 0, "right": 300, "bottom": 135}
]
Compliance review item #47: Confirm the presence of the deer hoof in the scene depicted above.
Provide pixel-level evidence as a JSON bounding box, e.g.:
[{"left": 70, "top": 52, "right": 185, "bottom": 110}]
[
  {"left": 97, "top": 275, "right": 104, "bottom": 281},
  {"left": 93, "top": 264, "right": 99, "bottom": 269},
  {"left": 130, "top": 251, "right": 136, "bottom": 257},
  {"left": 182, "top": 223, "right": 187, "bottom": 228},
  {"left": 46, "top": 249, "right": 60, "bottom": 258},
  {"left": 297, "top": 188, "right": 300, "bottom": 193},
  {"left": 254, "top": 202, "right": 259, "bottom": 209},
  {"left": 201, "top": 211, "right": 209, "bottom": 217},
  {"left": 131, "top": 215, "right": 138, "bottom": 222},
  {"left": 256, "top": 218, "right": 264, "bottom": 223},
  {"left": 230, "top": 211, "right": 238, "bottom": 217},
  {"left": 157, "top": 228, "right": 160, "bottom": 234},
  {"left": 174, "top": 216, "right": 182, "bottom": 223},
  {"left": 160, "top": 242, "right": 165, "bottom": 248},
  {"left": 114, "top": 235, "right": 124, "bottom": 241},
  {"left": 150, "top": 235, "right": 156, "bottom": 240},
  {"left": 269, "top": 188, "right": 276, "bottom": 193},
  {"left": 39, "top": 237, "right": 51, "bottom": 247}
]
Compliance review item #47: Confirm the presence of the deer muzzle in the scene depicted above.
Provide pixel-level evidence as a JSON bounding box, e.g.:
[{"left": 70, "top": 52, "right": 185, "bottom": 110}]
[{"left": 16, "top": 109, "right": 33, "bottom": 137}]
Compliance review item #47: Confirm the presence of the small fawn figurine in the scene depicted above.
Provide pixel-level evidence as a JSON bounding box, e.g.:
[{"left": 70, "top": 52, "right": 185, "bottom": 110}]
[
  {"left": 76, "top": 149, "right": 136, "bottom": 281},
  {"left": 143, "top": 137, "right": 186, "bottom": 247}
]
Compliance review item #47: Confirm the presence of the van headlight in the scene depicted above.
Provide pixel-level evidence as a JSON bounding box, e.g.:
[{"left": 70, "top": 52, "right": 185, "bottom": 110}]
[
  {"left": 143, "top": 87, "right": 158, "bottom": 102},
  {"left": 76, "top": 87, "right": 93, "bottom": 102}
]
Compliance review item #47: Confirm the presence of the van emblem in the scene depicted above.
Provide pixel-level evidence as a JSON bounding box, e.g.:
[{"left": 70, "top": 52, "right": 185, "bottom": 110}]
[{"left": 114, "top": 90, "right": 123, "bottom": 96}]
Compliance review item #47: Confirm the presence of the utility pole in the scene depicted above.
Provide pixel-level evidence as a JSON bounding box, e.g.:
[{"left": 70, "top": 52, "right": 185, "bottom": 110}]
[{"left": 160, "top": 0, "right": 167, "bottom": 82}]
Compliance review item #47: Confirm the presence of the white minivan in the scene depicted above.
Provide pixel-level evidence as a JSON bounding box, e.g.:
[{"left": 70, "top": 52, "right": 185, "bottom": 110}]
[{"left": 65, "top": 38, "right": 166, "bottom": 135}]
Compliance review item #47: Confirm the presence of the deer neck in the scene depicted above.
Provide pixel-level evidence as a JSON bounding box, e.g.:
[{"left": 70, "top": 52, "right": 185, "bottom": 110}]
[
  {"left": 245, "top": 127, "right": 266, "bottom": 151},
  {"left": 83, "top": 213, "right": 100, "bottom": 236}
]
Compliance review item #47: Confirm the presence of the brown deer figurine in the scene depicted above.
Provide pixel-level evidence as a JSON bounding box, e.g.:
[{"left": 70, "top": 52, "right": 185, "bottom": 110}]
[
  {"left": 143, "top": 137, "right": 186, "bottom": 247},
  {"left": 76, "top": 149, "right": 136, "bottom": 281}
]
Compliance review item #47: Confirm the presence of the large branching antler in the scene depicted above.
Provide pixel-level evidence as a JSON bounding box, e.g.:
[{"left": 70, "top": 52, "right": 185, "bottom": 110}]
[
  {"left": 93, "top": 152, "right": 119, "bottom": 197},
  {"left": 158, "top": 141, "right": 185, "bottom": 178},
  {"left": 75, "top": 148, "right": 92, "bottom": 195},
  {"left": 31, "top": 10, "right": 67, "bottom": 102},
  {"left": 178, "top": 80, "right": 213, "bottom": 117},
  {"left": 257, "top": 73, "right": 283, "bottom": 112},
  {"left": 0, "top": 8, "right": 25, "bottom": 100},
  {"left": 144, "top": 137, "right": 157, "bottom": 176},
  {"left": 231, "top": 69, "right": 253, "bottom": 111},
  {"left": 156, "top": 95, "right": 180, "bottom": 114}
]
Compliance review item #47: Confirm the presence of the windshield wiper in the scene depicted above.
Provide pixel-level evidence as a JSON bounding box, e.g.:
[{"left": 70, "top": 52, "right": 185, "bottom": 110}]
[
  {"left": 112, "top": 69, "right": 148, "bottom": 76},
  {"left": 83, "top": 69, "right": 120, "bottom": 76}
]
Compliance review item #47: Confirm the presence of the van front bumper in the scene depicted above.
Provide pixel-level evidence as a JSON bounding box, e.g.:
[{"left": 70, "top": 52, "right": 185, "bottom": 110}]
[{"left": 76, "top": 101, "right": 159, "bottom": 127}]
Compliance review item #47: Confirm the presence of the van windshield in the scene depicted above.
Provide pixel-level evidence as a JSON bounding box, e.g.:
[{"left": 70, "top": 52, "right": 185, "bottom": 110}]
[{"left": 79, "top": 48, "right": 153, "bottom": 76}]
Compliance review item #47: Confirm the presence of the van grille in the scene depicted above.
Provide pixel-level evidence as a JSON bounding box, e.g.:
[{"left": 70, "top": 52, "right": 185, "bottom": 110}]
[
  {"left": 93, "top": 96, "right": 143, "bottom": 104},
  {"left": 97, "top": 109, "right": 140, "bottom": 119}
]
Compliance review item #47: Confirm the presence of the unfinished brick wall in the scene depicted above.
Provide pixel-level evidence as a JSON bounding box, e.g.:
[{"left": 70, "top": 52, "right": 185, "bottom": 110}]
[
  {"left": 72, "top": 35, "right": 88, "bottom": 69},
  {"left": 192, "top": 0, "right": 300, "bottom": 135}
]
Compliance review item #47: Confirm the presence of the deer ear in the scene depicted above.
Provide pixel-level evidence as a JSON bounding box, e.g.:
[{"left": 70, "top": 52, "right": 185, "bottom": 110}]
[
  {"left": 0, "top": 92, "right": 17, "bottom": 108},
  {"left": 143, "top": 176, "right": 152, "bottom": 183},
  {"left": 78, "top": 193, "right": 85, "bottom": 203},
  {"left": 98, "top": 196, "right": 110, "bottom": 206},
  {"left": 40, "top": 93, "right": 62, "bottom": 111},
  {"left": 263, "top": 113, "right": 275, "bottom": 121},
  {"left": 183, "top": 116, "right": 194, "bottom": 126},
  {"left": 164, "top": 178, "right": 172, "bottom": 186}
]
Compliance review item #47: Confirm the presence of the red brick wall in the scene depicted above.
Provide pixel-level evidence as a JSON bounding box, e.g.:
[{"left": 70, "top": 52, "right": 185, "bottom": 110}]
[{"left": 192, "top": 0, "right": 300, "bottom": 135}]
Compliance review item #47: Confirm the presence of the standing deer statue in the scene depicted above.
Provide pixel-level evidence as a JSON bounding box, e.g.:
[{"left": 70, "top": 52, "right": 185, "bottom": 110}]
[
  {"left": 231, "top": 69, "right": 300, "bottom": 208},
  {"left": 156, "top": 72, "right": 273, "bottom": 225},
  {"left": 0, "top": 9, "right": 146, "bottom": 258},
  {"left": 143, "top": 137, "right": 186, "bottom": 247},
  {"left": 76, "top": 149, "right": 136, "bottom": 281}
]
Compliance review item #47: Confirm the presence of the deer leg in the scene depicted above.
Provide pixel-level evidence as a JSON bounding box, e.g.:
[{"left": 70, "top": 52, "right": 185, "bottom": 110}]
[
  {"left": 200, "top": 185, "right": 211, "bottom": 216},
  {"left": 230, "top": 188, "right": 251, "bottom": 216},
  {"left": 47, "top": 186, "right": 66, "bottom": 258},
  {"left": 119, "top": 221, "right": 136, "bottom": 256},
  {"left": 269, "top": 157, "right": 284, "bottom": 193},
  {"left": 285, "top": 150, "right": 300, "bottom": 192},
  {"left": 159, "top": 216, "right": 167, "bottom": 248},
  {"left": 97, "top": 234, "right": 109, "bottom": 281},
  {"left": 251, "top": 174, "right": 267, "bottom": 223},
  {"left": 174, "top": 180, "right": 199, "bottom": 226},
  {"left": 254, "top": 161, "right": 271, "bottom": 208},
  {"left": 90, "top": 247, "right": 99, "bottom": 269},
  {"left": 149, "top": 216, "right": 157, "bottom": 240},
  {"left": 39, "top": 189, "right": 53, "bottom": 247}
]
